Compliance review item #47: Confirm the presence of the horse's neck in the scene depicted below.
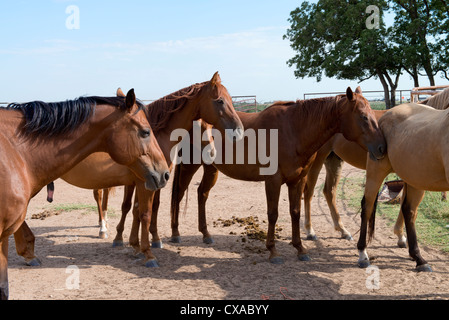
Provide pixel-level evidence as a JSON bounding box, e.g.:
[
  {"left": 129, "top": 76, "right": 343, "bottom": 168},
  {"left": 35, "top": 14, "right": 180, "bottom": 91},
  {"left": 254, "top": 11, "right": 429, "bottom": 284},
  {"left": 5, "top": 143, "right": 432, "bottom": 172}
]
[
  {"left": 23, "top": 110, "right": 115, "bottom": 193},
  {"left": 293, "top": 99, "right": 341, "bottom": 158},
  {"left": 155, "top": 100, "right": 199, "bottom": 162}
]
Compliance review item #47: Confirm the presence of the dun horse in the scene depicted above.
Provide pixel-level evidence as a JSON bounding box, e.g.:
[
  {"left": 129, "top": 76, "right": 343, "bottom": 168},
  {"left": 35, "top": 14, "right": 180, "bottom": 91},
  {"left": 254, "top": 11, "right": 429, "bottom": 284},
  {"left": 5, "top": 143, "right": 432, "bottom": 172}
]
[
  {"left": 15, "top": 73, "right": 243, "bottom": 268},
  {"left": 170, "top": 87, "right": 386, "bottom": 264},
  {"left": 358, "top": 101, "right": 449, "bottom": 272},
  {"left": 0, "top": 89, "right": 169, "bottom": 300},
  {"left": 302, "top": 87, "right": 449, "bottom": 243}
]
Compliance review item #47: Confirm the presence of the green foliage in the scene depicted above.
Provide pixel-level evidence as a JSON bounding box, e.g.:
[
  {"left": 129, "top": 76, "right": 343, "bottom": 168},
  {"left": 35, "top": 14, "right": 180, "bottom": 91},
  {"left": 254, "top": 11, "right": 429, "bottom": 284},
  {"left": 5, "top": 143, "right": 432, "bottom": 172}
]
[{"left": 284, "top": 0, "right": 449, "bottom": 107}]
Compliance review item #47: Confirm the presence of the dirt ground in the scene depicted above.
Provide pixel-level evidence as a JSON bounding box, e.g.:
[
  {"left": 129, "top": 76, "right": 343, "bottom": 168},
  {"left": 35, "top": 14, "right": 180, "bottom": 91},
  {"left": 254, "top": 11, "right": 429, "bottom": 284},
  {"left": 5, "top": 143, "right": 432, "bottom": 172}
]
[{"left": 7, "top": 163, "right": 449, "bottom": 300}]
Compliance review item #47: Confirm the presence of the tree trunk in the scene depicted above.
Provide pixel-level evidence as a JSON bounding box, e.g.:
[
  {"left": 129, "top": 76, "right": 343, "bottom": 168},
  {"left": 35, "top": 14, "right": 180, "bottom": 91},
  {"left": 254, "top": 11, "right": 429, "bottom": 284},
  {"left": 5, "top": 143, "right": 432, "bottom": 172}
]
[{"left": 377, "top": 70, "right": 391, "bottom": 109}]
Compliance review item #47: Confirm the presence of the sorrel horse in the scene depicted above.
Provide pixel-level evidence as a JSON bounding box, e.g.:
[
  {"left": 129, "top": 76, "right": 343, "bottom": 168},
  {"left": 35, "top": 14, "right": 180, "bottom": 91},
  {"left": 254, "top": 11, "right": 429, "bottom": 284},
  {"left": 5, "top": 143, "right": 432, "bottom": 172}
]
[
  {"left": 357, "top": 102, "right": 449, "bottom": 272},
  {"left": 0, "top": 89, "right": 169, "bottom": 300},
  {"left": 302, "top": 87, "right": 449, "bottom": 242},
  {"left": 15, "top": 73, "right": 243, "bottom": 268},
  {"left": 170, "top": 87, "right": 386, "bottom": 264}
]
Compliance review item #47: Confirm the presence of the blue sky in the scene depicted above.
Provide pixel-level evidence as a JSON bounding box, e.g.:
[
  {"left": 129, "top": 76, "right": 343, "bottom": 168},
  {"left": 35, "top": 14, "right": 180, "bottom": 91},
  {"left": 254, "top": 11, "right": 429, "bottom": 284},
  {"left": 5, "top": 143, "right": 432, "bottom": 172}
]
[{"left": 0, "top": 0, "right": 430, "bottom": 103}]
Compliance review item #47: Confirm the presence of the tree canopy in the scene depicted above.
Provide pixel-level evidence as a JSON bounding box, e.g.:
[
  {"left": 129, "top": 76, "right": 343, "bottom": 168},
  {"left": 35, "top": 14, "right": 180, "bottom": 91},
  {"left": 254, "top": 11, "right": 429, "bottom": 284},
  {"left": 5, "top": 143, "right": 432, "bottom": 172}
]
[{"left": 284, "top": 0, "right": 449, "bottom": 108}]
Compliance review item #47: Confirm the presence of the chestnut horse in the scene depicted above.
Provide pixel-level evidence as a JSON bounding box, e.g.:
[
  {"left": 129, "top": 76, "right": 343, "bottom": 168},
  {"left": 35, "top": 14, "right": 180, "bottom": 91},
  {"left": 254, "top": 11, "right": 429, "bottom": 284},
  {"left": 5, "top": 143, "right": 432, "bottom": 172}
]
[
  {"left": 357, "top": 102, "right": 449, "bottom": 272},
  {"left": 170, "top": 87, "right": 386, "bottom": 264},
  {"left": 0, "top": 89, "right": 169, "bottom": 300},
  {"left": 17, "top": 72, "right": 243, "bottom": 268},
  {"left": 302, "top": 87, "right": 449, "bottom": 242}
]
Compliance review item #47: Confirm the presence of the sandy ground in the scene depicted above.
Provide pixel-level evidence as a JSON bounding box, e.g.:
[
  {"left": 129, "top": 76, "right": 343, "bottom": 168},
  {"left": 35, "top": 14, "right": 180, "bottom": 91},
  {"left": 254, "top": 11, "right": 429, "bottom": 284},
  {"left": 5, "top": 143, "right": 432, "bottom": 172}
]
[{"left": 7, "top": 163, "right": 449, "bottom": 300}]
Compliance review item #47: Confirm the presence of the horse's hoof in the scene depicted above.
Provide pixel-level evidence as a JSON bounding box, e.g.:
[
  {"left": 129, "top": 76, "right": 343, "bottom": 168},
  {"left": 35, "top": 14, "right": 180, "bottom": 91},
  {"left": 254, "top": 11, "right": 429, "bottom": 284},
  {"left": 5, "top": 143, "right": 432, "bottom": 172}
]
[
  {"left": 203, "top": 237, "right": 215, "bottom": 245},
  {"left": 397, "top": 242, "right": 407, "bottom": 249},
  {"left": 416, "top": 264, "right": 433, "bottom": 272},
  {"left": 112, "top": 240, "right": 124, "bottom": 248},
  {"left": 152, "top": 241, "right": 163, "bottom": 249},
  {"left": 342, "top": 234, "right": 353, "bottom": 241},
  {"left": 99, "top": 232, "right": 108, "bottom": 239},
  {"left": 145, "top": 259, "right": 160, "bottom": 268},
  {"left": 298, "top": 254, "right": 311, "bottom": 262},
  {"left": 170, "top": 236, "right": 182, "bottom": 244},
  {"left": 358, "top": 260, "right": 371, "bottom": 269},
  {"left": 306, "top": 234, "right": 318, "bottom": 241},
  {"left": 26, "top": 258, "right": 42, "bottom": 267},
  {"left": 269, "top": 257, "right": 284, "bottom": 265}
]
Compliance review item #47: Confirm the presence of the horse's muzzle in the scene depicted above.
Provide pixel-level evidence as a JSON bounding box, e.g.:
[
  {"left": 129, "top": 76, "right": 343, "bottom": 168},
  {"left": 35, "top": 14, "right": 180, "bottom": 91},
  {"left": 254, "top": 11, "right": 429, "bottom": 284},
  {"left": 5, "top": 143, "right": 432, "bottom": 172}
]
[{"left": 145, "top": 170, "right": 170, "bottom": 191}]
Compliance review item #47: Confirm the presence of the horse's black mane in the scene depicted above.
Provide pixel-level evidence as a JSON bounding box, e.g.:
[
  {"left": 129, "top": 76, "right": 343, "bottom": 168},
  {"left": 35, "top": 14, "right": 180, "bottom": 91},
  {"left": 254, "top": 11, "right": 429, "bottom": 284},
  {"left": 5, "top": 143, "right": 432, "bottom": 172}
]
[{"left": 6, "top": 96, "right": 144, "bottom": 137}]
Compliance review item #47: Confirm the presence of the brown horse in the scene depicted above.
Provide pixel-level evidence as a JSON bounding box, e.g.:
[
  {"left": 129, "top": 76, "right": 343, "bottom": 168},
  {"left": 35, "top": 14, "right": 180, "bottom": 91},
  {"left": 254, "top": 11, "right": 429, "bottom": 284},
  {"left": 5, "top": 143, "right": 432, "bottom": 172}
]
[
  {"left": 16, "top": 72, "right": 243, "bottom": 268},
  {"left": 92, "top": 119, "right": 216, "bottom": 239},
  {"left": 302, "top": 87, "right": 449, "bottom": 243},
  {"left": 0, "top": 89, "right": 169, "bottom": 300},
  {"left": 170, "top": 87, "right": 386, "bottom": 264},
  {"left": 357, "top": 102, "right": 449, "bottom": 272}
]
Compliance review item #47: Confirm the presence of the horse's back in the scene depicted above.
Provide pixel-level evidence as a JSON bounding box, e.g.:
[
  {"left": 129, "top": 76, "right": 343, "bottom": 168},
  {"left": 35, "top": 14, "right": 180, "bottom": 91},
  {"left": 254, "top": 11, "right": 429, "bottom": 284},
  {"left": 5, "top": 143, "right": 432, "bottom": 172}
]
[{"left": 380, "top": 103, "right": 449, "bottom": 190}]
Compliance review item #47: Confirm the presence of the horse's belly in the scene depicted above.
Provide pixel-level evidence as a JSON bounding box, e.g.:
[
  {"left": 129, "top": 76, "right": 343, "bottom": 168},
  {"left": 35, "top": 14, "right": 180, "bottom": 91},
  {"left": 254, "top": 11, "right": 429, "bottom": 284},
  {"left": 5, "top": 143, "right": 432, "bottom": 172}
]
[
  {"left": 60, "top": 153, "right": 135, "bottom": 189},
  {"left": 390, "top": 153, "right": 449, "bottom": 191}
]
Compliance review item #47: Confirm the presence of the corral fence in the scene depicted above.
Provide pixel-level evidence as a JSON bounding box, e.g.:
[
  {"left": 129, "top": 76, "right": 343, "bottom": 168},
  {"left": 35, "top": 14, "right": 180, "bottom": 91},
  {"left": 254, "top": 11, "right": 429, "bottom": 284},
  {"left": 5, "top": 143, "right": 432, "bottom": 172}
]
[
  {"left": 304, "top": 90, "right": 412, "bottom": 110},
  {"left": 232, "top": 95, "right": 257, "bottom": 113},
  {"left": 411, "top": 85, "right": 449, "bottom": 102}
]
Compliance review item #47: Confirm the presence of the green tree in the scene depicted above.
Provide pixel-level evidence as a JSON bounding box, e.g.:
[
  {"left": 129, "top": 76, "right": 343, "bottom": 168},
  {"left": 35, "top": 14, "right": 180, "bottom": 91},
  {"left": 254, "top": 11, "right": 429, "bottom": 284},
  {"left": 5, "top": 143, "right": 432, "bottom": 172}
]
[
  {"left": 391, "top": 0, "right": 449, "bottom": 86},
  {"left": 284, "top": 0, "right": 401, "bottom": 108},
  {"left": 284, "top": 0, "right": 449, "bottom": 108}
]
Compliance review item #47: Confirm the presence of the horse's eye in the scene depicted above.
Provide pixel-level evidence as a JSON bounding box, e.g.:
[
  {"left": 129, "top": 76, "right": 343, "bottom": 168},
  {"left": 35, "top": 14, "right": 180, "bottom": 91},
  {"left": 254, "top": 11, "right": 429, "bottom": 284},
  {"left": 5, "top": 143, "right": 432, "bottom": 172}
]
[
  {"left": 217, "top": 99, "right": 224, "bottom": 105},
  {"left": 140, "top": 129, "right": 151, "bottom": 138},
  {"left": 362, "top": 115, "right": 369, "bottom": 122}
]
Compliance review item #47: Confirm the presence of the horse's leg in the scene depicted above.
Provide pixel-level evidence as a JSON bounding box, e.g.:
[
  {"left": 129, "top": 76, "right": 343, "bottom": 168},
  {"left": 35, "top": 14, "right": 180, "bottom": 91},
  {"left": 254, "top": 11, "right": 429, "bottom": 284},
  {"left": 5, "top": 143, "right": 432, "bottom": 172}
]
[
  {"left": 0, "top": 238, "right": 9, "bottom": 300},
  {"left": 149, "top": 190, "right": 162, "bottom": 248},
  {"left": 394, "top": 198, "right": 407, "bottom": 248},
  {"left": 288, "top": 178, "right": 310, "bottom": 261},
  {"left": 198, "top": 165, "right": 219, "bottom": 244},
  {"left": 401, "top": 184, "right": 431, "bottom": 272},
  {"left": 357, "top": 157, "right": 392, "bottom": 268},
  {"left": 113, "top": 184, "right": 135, "bottom": 247},
  {"left": 135, "top": 183, "right": 159, "bottom": 268},
  {"left": 93, "top": 189, "right": 108, "bottom": 239},
  {"left": 265, "top": 175, "right": 283, "bottom": 264},
  {"left": 303, "top": 155, "right": 325, "bottom": 241},
  {"left": 323, "top": 153, "right": 352, "bottom": 240},
  {"left": 129, "top": 192, "right": 141, "bottom": 254},
  {"left": 13, "top": 222, "right": 41, "bottom": 266},
  {"left": 170, "top": 163, "right": 202, "bottom": 243}
]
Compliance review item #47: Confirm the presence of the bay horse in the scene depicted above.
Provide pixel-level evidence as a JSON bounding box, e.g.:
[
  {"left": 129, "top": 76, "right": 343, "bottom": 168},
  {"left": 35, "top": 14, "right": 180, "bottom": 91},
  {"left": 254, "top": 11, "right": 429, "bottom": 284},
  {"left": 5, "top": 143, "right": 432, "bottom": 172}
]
[
  {"left": 0, "top": 89, "right": 169, "bottom": 300},
  {"left": 93, "top": 118, "right": 216, "bottom": 239},
  {"left": 15, "top": 72, "right": 243, "bottom": 268},
  {"left": 170, "top": 87, "right": 386, "bottom": 264},
  {"left": 302, "top": 87, "right": 449, "bottom": 243},
  {"left": 357, "top": 102, "right": 449, "bottom": 272}
]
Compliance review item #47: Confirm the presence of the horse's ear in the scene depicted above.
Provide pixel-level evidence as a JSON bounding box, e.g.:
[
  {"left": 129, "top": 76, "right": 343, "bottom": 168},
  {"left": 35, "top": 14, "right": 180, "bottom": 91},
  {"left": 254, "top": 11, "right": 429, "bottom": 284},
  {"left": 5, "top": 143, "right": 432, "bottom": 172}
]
[
  {"left": 117, "top": 88, "right": 126, "bottom": 97},
  {"left": 355, "top": 86, "right": 362, "bottom": 95},
  {"left": 210, "top": 71, "right": 221, "bottom": 87},
  {"left": 125, "top": 89, "right": 136, "bottom": 112},
  {"left": 346, "top": 87, "right": 355, "bottom": 101}
]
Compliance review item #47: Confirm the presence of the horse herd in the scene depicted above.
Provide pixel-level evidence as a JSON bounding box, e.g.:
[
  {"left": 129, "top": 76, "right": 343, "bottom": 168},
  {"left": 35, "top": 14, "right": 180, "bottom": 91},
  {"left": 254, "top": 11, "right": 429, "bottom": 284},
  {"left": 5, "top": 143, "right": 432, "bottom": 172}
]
[{"left": 1, "top": 72, "right": 448, "bottom": 300}]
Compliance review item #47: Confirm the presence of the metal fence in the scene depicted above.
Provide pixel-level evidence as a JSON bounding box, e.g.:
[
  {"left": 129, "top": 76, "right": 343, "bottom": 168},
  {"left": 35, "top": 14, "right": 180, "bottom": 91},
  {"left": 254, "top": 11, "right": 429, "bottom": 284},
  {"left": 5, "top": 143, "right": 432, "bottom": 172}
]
[
  {"left": 232, "top": 95, "right": 257, "bottom": 113},
  {"left": 304, "top": 90, "right": 412, "bottom": 110}
]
